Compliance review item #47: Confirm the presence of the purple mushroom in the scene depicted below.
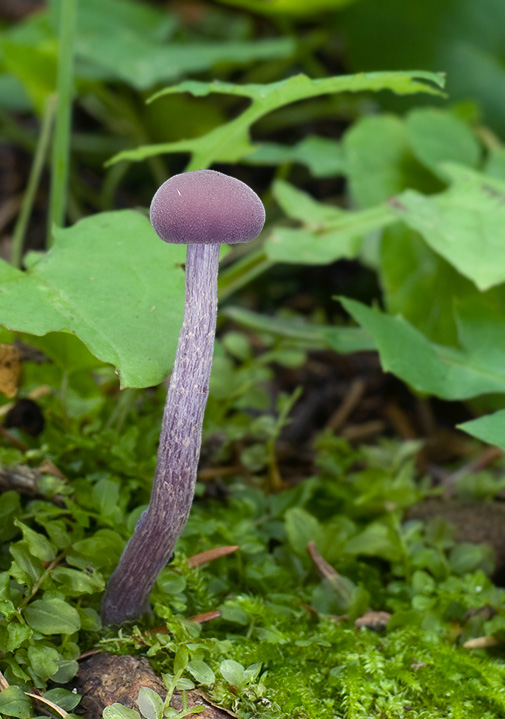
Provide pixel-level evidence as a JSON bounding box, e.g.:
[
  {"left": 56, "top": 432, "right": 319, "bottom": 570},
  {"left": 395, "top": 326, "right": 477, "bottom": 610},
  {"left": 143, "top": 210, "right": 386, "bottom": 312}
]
[{"left": 101, "top": 170, "right": 265, "bottom": 624}]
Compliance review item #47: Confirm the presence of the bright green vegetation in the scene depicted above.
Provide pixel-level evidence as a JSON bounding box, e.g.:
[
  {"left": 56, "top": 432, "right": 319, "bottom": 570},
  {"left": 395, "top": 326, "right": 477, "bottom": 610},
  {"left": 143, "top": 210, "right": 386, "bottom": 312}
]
[
  {"left": 2, "top": 350, "right": 505, "bottom": 718},
  {"left": 2, "top": 0, "right": 505, "bottom": 717}
]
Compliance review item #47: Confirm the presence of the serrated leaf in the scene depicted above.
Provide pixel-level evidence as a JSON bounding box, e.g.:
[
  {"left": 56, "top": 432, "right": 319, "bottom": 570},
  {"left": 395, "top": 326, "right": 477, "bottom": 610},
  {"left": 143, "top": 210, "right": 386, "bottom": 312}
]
[
  {"left": 391, "top": 165, "right": 505, "bottom": 291},
  {"left": 138, "top": 687, "right": 164, "bottom": 719},
  {"left": 110, "top": 71, "right": 444, "bottom": 172},
  {"left": 0, "top": 210, "right": 185, "bottom": 388},
  {"left": 23, "top": 597, "right": 81, "bottom": 635},
  {"left": 341, "top": 295, "right": 505, "bottom": 400}
]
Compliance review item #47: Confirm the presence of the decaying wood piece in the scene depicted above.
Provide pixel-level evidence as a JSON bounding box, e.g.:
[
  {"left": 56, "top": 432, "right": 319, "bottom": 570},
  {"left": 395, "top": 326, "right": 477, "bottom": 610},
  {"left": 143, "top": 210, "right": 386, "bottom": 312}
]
[
  {"left": 0, "top": 461, "right": 66, "bottom": 502},
  {"left": 73, "top": 653, "right": 234, "bottom": 719}
]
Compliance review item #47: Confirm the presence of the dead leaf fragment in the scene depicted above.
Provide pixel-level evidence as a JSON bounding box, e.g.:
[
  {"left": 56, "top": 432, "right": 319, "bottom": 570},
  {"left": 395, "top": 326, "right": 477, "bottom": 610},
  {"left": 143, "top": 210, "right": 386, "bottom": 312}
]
[
  {"left": 463, "top": 635, "right": 500, "bottom": 649},
  {"left": 0, "top": 343, "right": 22, "bottom": 397},
  {"left": 355, "top": 611, "right": 392, "bottom": 632}
]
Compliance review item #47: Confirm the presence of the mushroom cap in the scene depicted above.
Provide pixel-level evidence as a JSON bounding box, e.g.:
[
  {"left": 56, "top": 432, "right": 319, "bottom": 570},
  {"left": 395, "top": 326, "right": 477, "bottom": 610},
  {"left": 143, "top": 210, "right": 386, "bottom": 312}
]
[{"left": 150, "top": 170, "right": 265, "bottom": 245}]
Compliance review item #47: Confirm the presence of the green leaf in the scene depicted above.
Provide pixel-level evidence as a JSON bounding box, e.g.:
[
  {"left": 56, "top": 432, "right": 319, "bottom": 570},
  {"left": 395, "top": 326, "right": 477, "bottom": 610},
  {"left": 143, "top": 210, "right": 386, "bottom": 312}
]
[
  {"left": 79, "top": 33, "right": 294, "bottom": 91},
  {"left": 23, "top": 597, "right": 81, "bottom": 635},
  {"left": 214, "top": 0, "right": 360, "bottom": 17},
  {"left": 51, "top": 566, "right": 104, "bottom": 596},
  {"left": 187, "top": 660, "right": 216, "bottom": 686},
  {"left": 110, "top": 71, "right": 444, "bottom": 171},
  {"left": 458, "top": 410, "right": 505, "bottom": 451},
  {"left": 405, "top": 108, "right": 481, "bottom": 180},
  {"left": 103, "top": 704, "right": 140, "bottom": 719},
  {"left": 343, "top": 115, "right": 437, "bottom": 207},
  {"left": 27, "top": 645, "right": 60, "bottom": 680},
  {"left": 380, "top": 225, "right": 475, "bottom": 345},
  {"left": 449, "top": 543, "right": 495, "bottom": 575},
  {"left": 223, "top": 306, "right": 375, "bottom": 354},
  {"left": 220, "top": 659, "right": 245, "bottom": 687},
  {"left": 285, "top": 507, "right": 324, "bottom": 555},
  {"left": 13, "top": 520, "right": 56, "bottom": 562},
  {"left": 0, "top": 210, "right": 186, "bottom": 388},
  {"left": 9, "top": 542, "right": 44, "bottom": 585},
  {"left": 341, "top": 295, "right": 505, "bottom": 400},
  {"left": 391, "top": 165, "right": 505, "bottom": 291},
  {"left": 0, "top": 687, "right": 33, "bottom": 718},
  {"left": 4, "top": 623, "right": 32, "bottom": 651},
  {"left": 138, "top": 687, "right": 164, "bottom": 719},
  {"left": 344, "top": 520, "right": 404, "bottom": 562},
  {"left": 44, "top": 687, "right": 81, "bottom": 711},
  {"left": 267, "top": 180, "right": 394, "bottom": 265},
  {"left": 245, "top": 136, "right": 345, "bottom": 177}
]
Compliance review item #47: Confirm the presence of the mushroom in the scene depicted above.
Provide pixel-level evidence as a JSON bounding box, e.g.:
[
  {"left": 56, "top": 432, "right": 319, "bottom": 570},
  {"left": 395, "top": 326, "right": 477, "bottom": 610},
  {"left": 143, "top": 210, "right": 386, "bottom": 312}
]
[{"left": 101, "top": 170, "right": 265, "bottom": 624}]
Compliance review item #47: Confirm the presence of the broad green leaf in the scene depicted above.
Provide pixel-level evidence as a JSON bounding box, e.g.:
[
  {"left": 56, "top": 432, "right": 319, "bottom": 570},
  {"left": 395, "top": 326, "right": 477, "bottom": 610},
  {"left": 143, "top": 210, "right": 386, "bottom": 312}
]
[
  {"left": 68, "top": 529, "right": 125, "bottom": 570},
  {"left": 341, "top": 296, "right": 505, "bottom": 400},
  {"left": 13, "top": 520, "right": 56, "bottom": 562},
  {"left": 267, "top": 181, "right": 394, "bottom": 265},
  {"left": 392, "top": 165, "right": 505, "bottom": 291},
  {"left": 285, "top": 507, "right": 324, "bottom": 555},
  {"left": 138, "top": 687, "right": 164, "bottom": 719},
  {"left": 44, "top": 688, "right": 81, "bottom": 711},
  {"left": 220, "top": 659, "right": 245, "bottom": 687},
  {"left": 343, "top": 115, "right": 438, "bottom": 208},
  {"left": 79, "top": 35, "right": 294, "bottom": 91},
  {"left": 0, "top": 687, "right": 32, "bottom": 718},
  {"left": 51, "top": 566, "right": 104, "bottom": 596},
  {"left": 0, "top": 210, "right": 186, "bottom": 388},
  {"left": 27, "top": 645, "right": 60, "bottom": 680},
  {"left": 103, "top": 704, "right": 140, "bottom": 719},
  {"left": 459, "top": 410, "right": 505, "bottom": 451},
  {"left": 380, "top": 225, "right": 475, "bottom": 344},
  {"left": 245, "top": 136, "right": 345, "bottom": 177},
  {"left": 449, "top": 543, "right": 494, "bottom": 575},
  {"left": 110, "top": 71, "right": 444, "bottom": 171},
  {"left": 273, "top": 179, "right": 345, "bottom": 224},
  {"left": 344, "top": 520, "right": 404, "bottom": 562},
  {"left": 9, "top": 542, "right": 44, "bottom": 586},
  {"left": 3, "top": 623, "right": 32, "bottom": 652},
  {"left": 23, "top": 597, "right": 81, "bottom": 635},
  {"left": 187, "top": 660, "right": 216, "bottom": 686},
  {"left": 405, "top": 108, "right": 481, "bottom": 180}
]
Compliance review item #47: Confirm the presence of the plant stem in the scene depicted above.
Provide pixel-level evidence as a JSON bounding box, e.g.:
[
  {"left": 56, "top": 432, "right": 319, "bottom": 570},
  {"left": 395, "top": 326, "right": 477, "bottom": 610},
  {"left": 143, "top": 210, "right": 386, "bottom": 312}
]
[
  {"left": 48, "top": 0, "right": 77, "bottom": 244},
  {"left": 218, "top": 247, "right": 273, "bottom": 301},
  {"left": 101, "top": 243, "right": 220, "bottom": 624},
  {"left": 11, "top": 95, "right": 56, "bottom": 268}
]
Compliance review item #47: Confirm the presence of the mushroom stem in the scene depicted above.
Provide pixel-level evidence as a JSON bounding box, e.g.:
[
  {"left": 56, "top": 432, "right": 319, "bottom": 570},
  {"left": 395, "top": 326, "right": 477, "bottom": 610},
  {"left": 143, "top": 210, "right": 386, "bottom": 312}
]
[{"left": 101, "top": 243, "right": 220, "bottom": 624}]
